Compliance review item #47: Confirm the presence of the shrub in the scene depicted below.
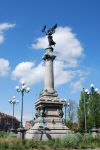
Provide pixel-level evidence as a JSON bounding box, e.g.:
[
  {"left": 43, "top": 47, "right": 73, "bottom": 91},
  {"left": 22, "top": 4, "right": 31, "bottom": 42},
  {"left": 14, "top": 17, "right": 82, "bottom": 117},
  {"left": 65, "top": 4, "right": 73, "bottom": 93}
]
[
  {"left": 62, "top": 133, "right": 82, "bottom": 148},
  {"left": 78, "top": 133, "right": 97, "bottom": 149},
  {"left": 8, "top": 143, "right": 25, "bottom": 150},
  {"left": 0, "top": 143, "right": 9, "bottom": 150},
  {"left": 0, "top": 131, "right": 7, "bottom": 138},
  {"left": 79, "top": 143, "right": 89, "bottom": 149},
  {"left": 0, "top": 132, "right": 100, "bottom": 149},
  {"left": 47, "top": 139, "right": 55, "bottom": 148},
  {"left": 52, "top": 138, "right": 62, "bottom": 148},
  {"left": 83, "top": 133, "right": 92, "bottom": 145},
  {"left": 24, "top": 140, "right": 45, "bottom": 149}
]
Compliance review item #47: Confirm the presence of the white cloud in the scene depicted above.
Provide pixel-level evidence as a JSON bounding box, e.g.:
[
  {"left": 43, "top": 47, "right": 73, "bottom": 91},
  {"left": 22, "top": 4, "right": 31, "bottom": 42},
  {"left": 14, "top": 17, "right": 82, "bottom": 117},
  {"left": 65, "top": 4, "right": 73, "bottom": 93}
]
[
  {"left": 12, "top": 60, "right": 75, "bottom": 86},
  {"left": 12, "top": 61, "right": 45, "bottom": 85},
  {"left": 0, "top": 23, "right": 16, "bottom": 31},
  {"left": 54, "top": 60, "right": 76, "bottom": 86},
  {"left": 12, "top": 59, "right": 87, "bottom": 89},
  {"left": 70, "top": 69, "right": 89, "bottom": 93},
  {"left": 0, "top": 22, "right": 16, "bottom": 44},
  {"left": 0, "top": 58, "right": 10, "bottom": 76},
  {"left": 32, "top": 36, "right": 47, "bottom": 49},
  {"left": 0, "top": 34, "right": 4, "bottom": 43},
  {"left": 70, "top": 79, "right": 84, "bottom": 93}
]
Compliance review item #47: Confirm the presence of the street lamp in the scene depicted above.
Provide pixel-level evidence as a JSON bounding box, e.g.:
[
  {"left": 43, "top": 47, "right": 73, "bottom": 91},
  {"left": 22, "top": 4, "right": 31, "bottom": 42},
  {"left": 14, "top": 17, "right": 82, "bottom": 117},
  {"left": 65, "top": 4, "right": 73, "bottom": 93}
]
[
  {"left": 83, "top": 88, "right": 89, "bottom": 132},
  {"left": 64, "top": 99, "right": 71, "bottom": 123},
  {"left": 16, "top": 81, "right": 30, "bottom": 128},
  {"left": 9, "top": 96, "right": 19, "bottom": 131},
  {"left": 67, "top": 102, "right": 71, "bottom": 119},
  {"left": 90, "top": 84, "right": 95, "bottom": 129}
]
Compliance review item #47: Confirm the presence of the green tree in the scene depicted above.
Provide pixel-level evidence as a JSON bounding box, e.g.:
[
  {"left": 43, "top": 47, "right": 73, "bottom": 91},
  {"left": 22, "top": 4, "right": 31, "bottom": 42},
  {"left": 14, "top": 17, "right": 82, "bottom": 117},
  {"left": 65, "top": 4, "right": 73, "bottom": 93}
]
[
  {"left": 88, "top": 90, "right": 100, "bottom": 129},
  {"left": 77, "top": 91, "right": 85, "bottom": 132},
  {"left": 77, "top": 88, "right": 100, "bottom": 132},
  {"left": 66, "top": 100, "right": 78, "bottom": 131}
]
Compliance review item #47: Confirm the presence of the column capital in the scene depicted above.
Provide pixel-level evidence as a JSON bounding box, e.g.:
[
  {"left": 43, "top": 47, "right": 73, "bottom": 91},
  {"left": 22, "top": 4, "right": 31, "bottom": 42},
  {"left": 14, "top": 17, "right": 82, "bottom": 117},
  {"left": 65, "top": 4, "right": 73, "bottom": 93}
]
[
  {"left": 43, "top": 47, "right": 56, "bottom": 61},
  {"left": 43, "top": 53, "right": 56, "bottom": 61}
]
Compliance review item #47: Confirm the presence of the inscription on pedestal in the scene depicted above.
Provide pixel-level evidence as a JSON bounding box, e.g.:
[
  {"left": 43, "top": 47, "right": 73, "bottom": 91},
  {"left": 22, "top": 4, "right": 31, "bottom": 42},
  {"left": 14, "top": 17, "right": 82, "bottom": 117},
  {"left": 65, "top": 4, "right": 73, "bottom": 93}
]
[{"left": 47, "top": 108, "right": 59, "bottom": 116}]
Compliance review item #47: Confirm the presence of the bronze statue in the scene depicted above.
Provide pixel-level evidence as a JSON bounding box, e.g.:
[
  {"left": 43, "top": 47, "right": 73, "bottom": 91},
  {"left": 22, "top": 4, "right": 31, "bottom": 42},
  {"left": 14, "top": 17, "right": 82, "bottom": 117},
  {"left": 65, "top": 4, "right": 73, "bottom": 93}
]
[
  {"left": 58, "top": 106, "right": 64, "bottom": 118},
  {"left": 42, "top": 24, "right": 57, "bottom": 47}
]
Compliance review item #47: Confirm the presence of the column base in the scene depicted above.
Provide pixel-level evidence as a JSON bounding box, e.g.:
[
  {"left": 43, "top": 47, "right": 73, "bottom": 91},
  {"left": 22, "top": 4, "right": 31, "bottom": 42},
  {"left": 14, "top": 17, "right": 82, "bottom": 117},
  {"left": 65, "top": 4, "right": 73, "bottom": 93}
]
[
  {"left": 25, "top": 117, "right": 71, "bottom": 140},
  {"left": 40, "top": 88, "right": 58, "bottom": 97}
]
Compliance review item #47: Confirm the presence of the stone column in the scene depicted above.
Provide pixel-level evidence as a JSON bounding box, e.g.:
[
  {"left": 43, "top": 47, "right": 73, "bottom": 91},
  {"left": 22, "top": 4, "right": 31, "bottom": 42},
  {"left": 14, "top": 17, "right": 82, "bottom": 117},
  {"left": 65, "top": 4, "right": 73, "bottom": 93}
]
[{"left": 43, "top": 47, "right": 56, "bottom": 93}]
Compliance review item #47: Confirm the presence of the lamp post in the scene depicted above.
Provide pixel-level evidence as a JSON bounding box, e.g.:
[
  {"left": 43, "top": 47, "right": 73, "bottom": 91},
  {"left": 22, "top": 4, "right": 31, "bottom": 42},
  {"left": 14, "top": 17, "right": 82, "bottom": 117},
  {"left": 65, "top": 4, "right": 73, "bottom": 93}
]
[
  {"left": 67, "top": 102, "right": 71, "bottom": 120},
  {"left": 16, "top": 81, "right": 30, "bottom": 128},
  {"left": 9, "top": 96, "right": 19, "bottom": 131},
  {"left": 90, "top": 84, "right": 96, "bottom": 128},
  {"left": 83, "top": 88, "right": 89, "bottom": 133},
  {"left": 64, "top": 99, "right": 70, "bottom": 123}
]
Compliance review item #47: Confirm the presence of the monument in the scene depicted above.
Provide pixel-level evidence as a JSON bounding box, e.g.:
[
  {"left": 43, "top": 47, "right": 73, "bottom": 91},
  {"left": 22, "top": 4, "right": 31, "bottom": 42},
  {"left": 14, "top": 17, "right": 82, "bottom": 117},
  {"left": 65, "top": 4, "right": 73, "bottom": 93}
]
[{"left": 25, "top": 24, "right": 71, "bottom": 140}]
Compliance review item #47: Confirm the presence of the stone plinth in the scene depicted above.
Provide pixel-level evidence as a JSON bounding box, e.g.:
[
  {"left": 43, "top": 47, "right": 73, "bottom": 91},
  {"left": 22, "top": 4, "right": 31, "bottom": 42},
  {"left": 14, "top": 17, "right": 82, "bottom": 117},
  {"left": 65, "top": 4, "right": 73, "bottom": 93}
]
[{"left": 25, "top": 97, "right": 71, "bottom": 140}]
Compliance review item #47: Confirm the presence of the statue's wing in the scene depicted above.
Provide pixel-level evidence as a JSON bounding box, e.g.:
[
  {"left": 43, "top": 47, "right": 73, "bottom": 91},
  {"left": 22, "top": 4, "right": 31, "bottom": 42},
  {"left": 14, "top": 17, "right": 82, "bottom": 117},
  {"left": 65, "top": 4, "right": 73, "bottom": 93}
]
[
  {"left": 42, "top": 25, "right": 46, "bottom": 32},
  {"left": 51, "top": 24, "right": 57, "bottom": 31},
  {"left": 44, "top": 25, "right": 46, "bottom": 30},
  {"left": 53, "top": 24, "right": 57, "bottom": 29}
]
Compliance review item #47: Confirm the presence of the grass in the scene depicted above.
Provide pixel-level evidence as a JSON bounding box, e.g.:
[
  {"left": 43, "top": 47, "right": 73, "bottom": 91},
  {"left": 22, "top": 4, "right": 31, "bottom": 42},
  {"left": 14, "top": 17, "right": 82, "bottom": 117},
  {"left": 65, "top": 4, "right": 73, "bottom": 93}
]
[{"left": 0, "top": 132, "right": 100, "bottom": 149}]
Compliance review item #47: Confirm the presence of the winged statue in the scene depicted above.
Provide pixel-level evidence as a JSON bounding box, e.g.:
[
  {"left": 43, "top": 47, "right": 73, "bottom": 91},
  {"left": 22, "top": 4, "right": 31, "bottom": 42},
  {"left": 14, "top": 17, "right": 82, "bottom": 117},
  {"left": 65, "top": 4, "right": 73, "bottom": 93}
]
[{"left": 42, "top": 24, "right": 57, "bottom": 47}]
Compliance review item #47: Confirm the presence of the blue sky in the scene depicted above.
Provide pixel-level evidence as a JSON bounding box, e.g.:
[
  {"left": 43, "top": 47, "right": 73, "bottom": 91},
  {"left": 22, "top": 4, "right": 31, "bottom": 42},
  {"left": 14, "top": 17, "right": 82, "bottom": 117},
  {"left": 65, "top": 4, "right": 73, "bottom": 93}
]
[{"left": 0, "top": 0, "right": 100, "bottom": 122}]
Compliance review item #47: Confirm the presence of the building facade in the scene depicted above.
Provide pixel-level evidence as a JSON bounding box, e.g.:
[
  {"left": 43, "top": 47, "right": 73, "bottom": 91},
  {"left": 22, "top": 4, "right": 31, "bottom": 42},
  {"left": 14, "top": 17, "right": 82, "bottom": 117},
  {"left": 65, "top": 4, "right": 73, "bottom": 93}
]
[{"left": 0, "top": 112, "right": 20, "bottom": 131}]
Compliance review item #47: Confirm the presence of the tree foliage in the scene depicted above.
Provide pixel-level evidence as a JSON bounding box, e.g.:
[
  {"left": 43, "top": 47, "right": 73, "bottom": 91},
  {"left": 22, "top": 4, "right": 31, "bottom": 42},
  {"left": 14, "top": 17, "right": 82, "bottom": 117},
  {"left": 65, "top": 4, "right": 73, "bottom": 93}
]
[
  {"left": 65, "top": 99, "right": 78, "bottom": 130},
  {"left": 77, "top": 88, "right": 100, "bottom": 132}
]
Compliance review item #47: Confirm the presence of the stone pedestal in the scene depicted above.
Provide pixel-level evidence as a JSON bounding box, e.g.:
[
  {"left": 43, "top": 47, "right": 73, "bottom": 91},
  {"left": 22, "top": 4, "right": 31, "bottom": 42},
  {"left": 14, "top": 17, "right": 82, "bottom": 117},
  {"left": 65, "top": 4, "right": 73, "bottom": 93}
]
[
  {"left": 25, "top": 98, "right": 71, "bottom": 140},
  {"left": 17, "top": 128, "right": 26, "bottom": 140},
  {"left": 91, "top": 127, "right": 98, "bottom": 138},
  {"left": 25, "top": 47, "right": 71, "bottom": 140}
]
